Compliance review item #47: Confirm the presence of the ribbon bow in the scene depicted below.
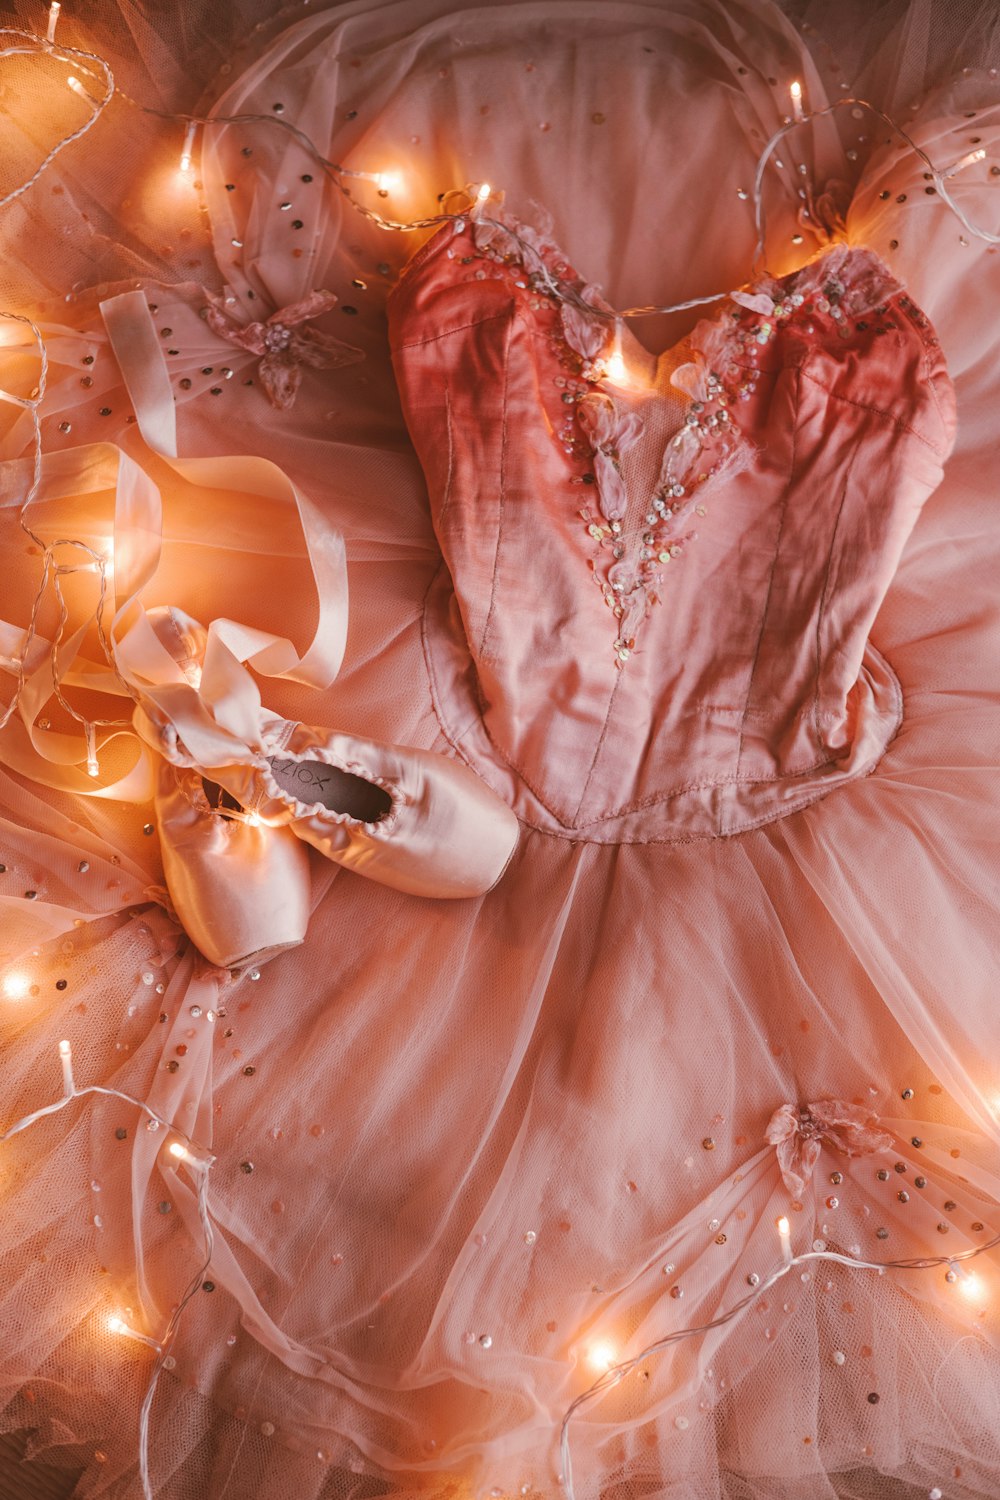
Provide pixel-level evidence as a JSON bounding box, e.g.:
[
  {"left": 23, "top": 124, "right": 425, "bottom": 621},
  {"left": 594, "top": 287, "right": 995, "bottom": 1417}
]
[
  {"left": 765, "top": 1100, "right": 894, "bottom": 1198},
  {"left": 202, "top": 289, "right": 363, "bottom": 410}
]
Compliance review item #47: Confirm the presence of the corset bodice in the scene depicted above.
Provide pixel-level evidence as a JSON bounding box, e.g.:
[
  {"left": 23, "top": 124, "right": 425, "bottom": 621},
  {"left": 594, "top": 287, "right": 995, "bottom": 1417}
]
[{"left": 389, "top": 216, "right": 955, "bottom": 843}]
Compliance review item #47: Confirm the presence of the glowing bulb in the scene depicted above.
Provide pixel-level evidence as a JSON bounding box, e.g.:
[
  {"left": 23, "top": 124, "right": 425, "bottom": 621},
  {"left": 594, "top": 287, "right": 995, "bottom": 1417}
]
[
  {"left": 605, "top": 350, "right": 627, "bottom": 383},
  {"left": 167, "top": 1139, "right": 201, "bottom": 1166},
  {"left": 59, "top": 1037, "right": 75, "bottom": 1096},
  {"left": 46, "top": 2, "right": 61, "bottom": 43},
  {"left": 603, "top": 322, "right": 630, "bottom": 386},
  {"left": 179, "top": 121, "right": 197, "bottom": 174},
  {"left": 2, "top": 972, "right": 31, "bottom": 1001},
  {"left": 959, "top": 1272, "right": 984, "bottom": 1301},
  {"left": 790, "top": 79, "right": 804, "bottom": 123},
  {"left": 469, "top": 180, "right": 493, "bottom": 221},
  {"left": 373, "top": 170, "right": 402, "bottom": 194},
  {"left": 84, "top": 722, "right": 99, "bottom": 779},
  {"left": 946, "top": 147, "right": 987, "bottom": 179},
  {"left": 777, "top": 1214, "right": 793, "bottom": 1262},
  {"left": 245, "top": 811, "right": 262, "bottom": 828},
  {"left": 167, "top": 1137, "right": 208, "bottom": 1170},
  {"left": 67, "top": 76, "right": 89, "bottom": 101},
  {"left": 107, "top": 1315, "right": 127, "bottom": 1335},
  {"left": 588, "top": 1341, "right": 617, "bottom": 1372}
]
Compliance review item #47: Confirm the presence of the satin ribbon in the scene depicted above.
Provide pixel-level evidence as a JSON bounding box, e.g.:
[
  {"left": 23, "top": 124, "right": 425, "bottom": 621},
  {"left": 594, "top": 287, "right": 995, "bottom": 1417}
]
[{"left": 0, "top": 291, "right": 349, "bottom": 799}]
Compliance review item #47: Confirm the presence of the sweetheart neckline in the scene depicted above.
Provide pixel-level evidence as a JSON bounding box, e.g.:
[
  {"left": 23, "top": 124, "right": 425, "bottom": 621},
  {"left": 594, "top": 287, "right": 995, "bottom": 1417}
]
[{"left": 393, "top": 205, "right": 905, "bottom": 373}]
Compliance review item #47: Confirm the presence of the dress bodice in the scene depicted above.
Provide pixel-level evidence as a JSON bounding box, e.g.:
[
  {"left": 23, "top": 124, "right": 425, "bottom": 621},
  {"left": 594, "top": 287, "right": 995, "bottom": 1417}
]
[{"left": 389, "top": 216, "right": 955, "bottom": 844}]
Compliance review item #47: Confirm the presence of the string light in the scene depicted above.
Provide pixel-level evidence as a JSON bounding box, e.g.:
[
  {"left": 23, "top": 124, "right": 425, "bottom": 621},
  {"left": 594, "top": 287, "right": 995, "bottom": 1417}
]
[
  {"left": 751, "top": 97, "right": 1000, "bottom": 280},
  {"left": 45, "top": 2, "right": 60, "bottom": 45},
  {"left": 1, "top": 972, "right": 31, "bottom": 1001},
  {"left": 58, "top": 1038, "right": 75, "bottom": 1096},
  {"left": 167, "top": 1138, "right": 209, "bottom": 1170},
  {"left": 1, "top": 1050, "right": 219, "bottom": 1500},
  {"left": 603, "top": 320, "right": 629, "bottom": 385},
  {"left": 790, "top": 79, "right": 804, "bottom": 123},
  {"left": 958, "top": 1271, "right": 985, "bottom": 1302},
  {"left": 66, "top": 74, "right": 89, "bottom": 100},
  {"left": 946, "top": 147, "right": 987, "bottom": 179},
  {"left": 85, "top": 723, "right": 99, "bottom": 779},
  {"left": 776, "top": 1214, "right": 793, "bottom": 1263},
  {"left": 107, "top": 1314, "right": 162, "bottom": 1353},
  {"left": 178, "top": 119, "right": 197, "bottom": 174},
  {"left": 587, "top": 1341, "right": 617, "bottom": 1372},
  {"left": 0, "top": 29, "right": 114, "bottom": 213},
  {"left": 560, "top": 1230, "right": 1000, "bottom": 1500},
  {"left": 470, "top": 180, "right": 491, "bottom": 220}
]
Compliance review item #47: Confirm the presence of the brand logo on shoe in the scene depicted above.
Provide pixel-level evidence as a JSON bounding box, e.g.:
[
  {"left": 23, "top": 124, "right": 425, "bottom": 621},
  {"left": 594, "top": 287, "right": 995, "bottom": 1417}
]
[{"left": 270, "top": 758, "right": 335, "bottom": 794}]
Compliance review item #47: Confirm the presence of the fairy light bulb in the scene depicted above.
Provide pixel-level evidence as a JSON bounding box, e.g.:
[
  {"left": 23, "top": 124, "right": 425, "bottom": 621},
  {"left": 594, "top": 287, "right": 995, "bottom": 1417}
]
[
  {"left": 603, "top": 321, "right": 629, "bottom": 386},
  {"left": 82, "top": 721, "right": 100, "bottom": 779},
  {"left": 46, "top": 2, "right": 61, "bottom": 43},
  {"left": 588, "top": 1341, "right": 617, "bottom": 1372},
  {"left": 2, "top": 972, "right": 31, "bottom": 1001},
  {"left": 67, "top": 76, "right": 88, "bottom": 100},
  {"left": 468, "top": 179, "right": 492, "bottom": 222},
  {"left": 790, "top": 79, "right": 804, "bottom": 123},
  {"left": 59, "top": 1038, "right": 75, "bottom": 1096},
  {"left": 946, "top": 147, "right": 987, "bottom": 179},
  {"left": 179, "top": 121, "right": 197, "bottom": 174},
  {"left": 167, "top": 1137, "right": 210, "bottom": 1171},
  {"left": 959, "top": 1271, "right": 984, "bottom": 1301},
  {"left": 373, "top": 170, "right": 402, "bottom": 195},
  {"left": 107, "top": 1312, "right": 160, "bottom": 1351},
  {"left": 777, "top": 1214, "right": 792, "bottom": 1262}
]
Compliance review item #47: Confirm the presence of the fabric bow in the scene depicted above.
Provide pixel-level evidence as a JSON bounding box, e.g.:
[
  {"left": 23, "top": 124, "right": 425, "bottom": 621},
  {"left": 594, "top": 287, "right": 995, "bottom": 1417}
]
[
  {"left": 765, "top": 1100, "right": 894, "bottom": 1198},
  {"left": 202, "top": 289, "right": 363, "bottom": 410}
]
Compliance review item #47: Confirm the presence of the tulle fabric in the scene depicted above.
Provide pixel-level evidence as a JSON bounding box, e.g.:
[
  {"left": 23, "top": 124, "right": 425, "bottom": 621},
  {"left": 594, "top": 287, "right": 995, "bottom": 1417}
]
[{"left": 0, "top": 3, "right": 999, "bottom": 1499}]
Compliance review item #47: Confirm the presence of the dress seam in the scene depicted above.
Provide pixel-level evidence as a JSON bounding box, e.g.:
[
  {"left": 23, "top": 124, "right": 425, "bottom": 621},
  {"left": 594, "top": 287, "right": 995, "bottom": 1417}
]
[
  {"left": 813, "top": 448, "right": 858, "bottom": 749},
  {"left": 478, "top": 315, "right": 514, "bottom": 657},
  {"left": 391, "top": 308, "right": 512, "bottom": 350},
  {"left": 734, "top": 367, "right": 800, "bottom": 820},
  {"left": 798, "top": 367, "right": 952, "bottom": 457}
]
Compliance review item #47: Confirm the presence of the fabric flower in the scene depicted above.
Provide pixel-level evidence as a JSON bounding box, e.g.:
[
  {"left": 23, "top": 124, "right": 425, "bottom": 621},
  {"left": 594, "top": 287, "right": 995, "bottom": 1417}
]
[
  {"left": 561, "top": 284, "right": 611, "bottom": 362},
  {"left": 576, "top": 393, "right": 643, "bottom": 521},
  {"left": 202, "top": 289, "right": 364, "bottom": 410},
  {"left": 765, "top": 1100, "right": 894, "bottom": 1198}
]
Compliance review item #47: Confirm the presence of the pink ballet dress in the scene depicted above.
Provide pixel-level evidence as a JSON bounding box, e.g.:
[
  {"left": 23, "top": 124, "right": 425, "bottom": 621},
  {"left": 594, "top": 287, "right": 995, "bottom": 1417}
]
[{"left": 0, "top": 3, "right": 999, "bottom": 1499}]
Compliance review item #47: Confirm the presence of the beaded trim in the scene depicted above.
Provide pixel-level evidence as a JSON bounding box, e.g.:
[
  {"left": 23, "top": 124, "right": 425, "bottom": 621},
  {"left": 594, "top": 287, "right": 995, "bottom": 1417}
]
[{"left": 462, "top": 213, "right": 904, "bottom": 664}]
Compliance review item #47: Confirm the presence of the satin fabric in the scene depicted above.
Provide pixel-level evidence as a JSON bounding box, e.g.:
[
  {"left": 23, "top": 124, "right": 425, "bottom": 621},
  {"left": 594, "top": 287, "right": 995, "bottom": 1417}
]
[{"left": 390, "top": 231, "right": 955, "bottom": 840}]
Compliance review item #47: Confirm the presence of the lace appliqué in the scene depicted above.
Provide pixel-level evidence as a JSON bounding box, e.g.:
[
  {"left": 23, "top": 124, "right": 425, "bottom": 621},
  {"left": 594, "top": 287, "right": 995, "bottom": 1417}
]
[
  {"left": 202, "top": 289, "right": 364, "bottom": 410},
  {"left": 766, "top": 1100, "right": 894, "bottom": 1198}
]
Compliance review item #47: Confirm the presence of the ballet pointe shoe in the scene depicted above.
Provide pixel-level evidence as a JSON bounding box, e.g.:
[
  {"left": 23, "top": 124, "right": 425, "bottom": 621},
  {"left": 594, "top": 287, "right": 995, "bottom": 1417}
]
[
  {"left": 212, "top": 716, "right": 519, "bottom": 900},
  {"left": 153, "top": 759, "right": 311, "bottom": 970},
  {"left": 132, "top": 608, "right": 311, "bottom": 968}
]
